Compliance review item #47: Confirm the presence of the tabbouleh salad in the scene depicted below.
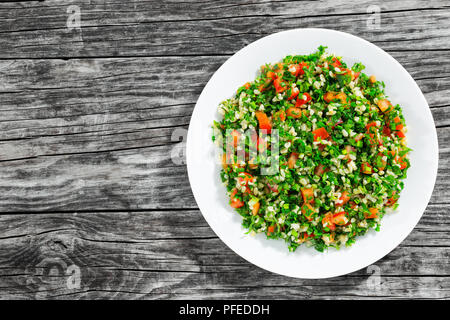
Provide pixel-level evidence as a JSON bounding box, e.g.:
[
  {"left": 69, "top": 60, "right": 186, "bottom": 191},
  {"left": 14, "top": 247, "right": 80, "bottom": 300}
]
[{"left": 212, "top": 46, "right": 410, "bottom": 252}]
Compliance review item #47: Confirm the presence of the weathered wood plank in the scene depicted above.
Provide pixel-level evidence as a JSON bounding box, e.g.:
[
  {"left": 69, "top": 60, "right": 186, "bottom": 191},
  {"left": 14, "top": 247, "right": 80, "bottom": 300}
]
[
  {"left": 0, "top": 204, "right": 448, "bottom": 299},
  {"left": 0, "top": 126, "right": 447, "bottom": 212},
  {"left": 0, "top": 54, "right": 448, "bottom": 155},
  {"left": 0, "top": 145, "right": 197, "bottom": 211},
  {"left": 0, "top": 1, "right": 449, "bottom": 58},
  {"left": 0, "top": 52, "right": 447, "bottom": 211}
]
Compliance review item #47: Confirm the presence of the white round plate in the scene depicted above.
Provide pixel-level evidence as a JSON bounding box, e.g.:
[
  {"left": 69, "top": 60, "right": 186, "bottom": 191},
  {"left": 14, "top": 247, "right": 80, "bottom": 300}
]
[{"left": 186, "top": 28, "right": 438, "bottom": 279}]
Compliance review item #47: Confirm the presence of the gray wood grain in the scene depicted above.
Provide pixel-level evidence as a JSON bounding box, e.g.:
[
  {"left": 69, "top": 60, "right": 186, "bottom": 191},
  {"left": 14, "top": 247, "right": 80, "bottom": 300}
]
[
  {"left": 0, "top": 205, "right": 449, "bottom": 299},
  {"left": 0, "top": 53, "right": 448, "bottom": 211},
  {"left": 0, "top": 1, "right": 449, "bottom": 58},
  {"left": 0, "top": 0, "right": 449, "bottom": 299}
]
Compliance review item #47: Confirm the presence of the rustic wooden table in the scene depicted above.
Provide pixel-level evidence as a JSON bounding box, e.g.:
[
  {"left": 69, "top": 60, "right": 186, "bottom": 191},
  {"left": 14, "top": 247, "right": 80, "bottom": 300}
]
[{"left": 0, "top": 0, "right": 449, "bottom": 299}]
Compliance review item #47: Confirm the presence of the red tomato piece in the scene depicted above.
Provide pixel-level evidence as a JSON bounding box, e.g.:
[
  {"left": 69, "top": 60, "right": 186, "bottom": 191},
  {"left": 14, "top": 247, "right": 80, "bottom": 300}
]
[
  {"left": 287, "top": 86, "right": 300, "bottom": 100},
  {"left": 273, "top": 109, "right": 286, "bottom": 122},
  {"left": 286, "top": 107, "right": 303, "bottom": 118},
  {"left": 295, "top": 92, "right": 312, "bottom": 107},
  {"left": 337, "top": 191, "right": 350, "bottom": 206},
  {"left": 273, "top": 77, "right": 288, "bottom": 93},
  {"left": 332, "top": 211, "right": 349, "bottom": 225},
  {"left": 255, "top": 111, "right": 272, "bottom": 134},
  {"left": 301, "top": 188, "right": 314, "bottom": 204},
  {"left": 230, "top": 189, "right": 244, "bottom": 208},
  {"left": 331, "top": 57, "right": 342, "bottom": 68},
  {"left": 364, "top": 208, "right": 379, "bottom": 219},
  {"left": 312, "top": 127, "right": 329, "bottom": 141}
]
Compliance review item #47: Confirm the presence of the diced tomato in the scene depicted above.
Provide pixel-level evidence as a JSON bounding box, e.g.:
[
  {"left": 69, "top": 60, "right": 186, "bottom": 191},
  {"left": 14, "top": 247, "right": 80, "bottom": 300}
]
[
  {"left": 395, "top": 155, "right": 408, "bottom": 169},
  {"left": 237, "top": 172, "right": 254, "bottom": 185},
  {"left": 393, "top": 117, "right": 403, "bottom": 131},
  {"left": 299, "top": 61, "right": 309, "bottom": 70},
  {"left": 288, "top": 64, "right": 302, "bottom": 77},
  {"left": 230, "top": 189, "right": 244, "bottom": 208},
  {"left": 266, "top": 71, "right": 276, "bottom": 80},
  {"left": 343, "top": 68, "right": 360, "bottom": 81},
  {"left": 252, "top": 201, "right": 260, "bottom": 216},
  {"left": 396, "top": 130, "right": 405, "bottom": 138},
  {"left": 273, "top": 77, "right": 288, "bottom": 93},
  {"left": 322, "top": 212, "right": 336, "bottom": 231},
  {"left": 399, "top": 158, "right": 407, "bottom": 170},
  {"left": 289, "top": 62, "right": 309, "bottom": 77},
  {"left": 364, "top": 208, "right": 379, "bottom": 219},
  {"left": 386, "top": 192, "right": 398, "bottom": 207},
  {"left": 377, "top": 99, "right": 392, "bottom": 113},
  {"left": 323, "top": 91, "right": 335, "bottom": 103},
  {"left": 287, "top": 86, "right": 300, "bottom": 100},
  {"left": 255, "top": 111, "right": 272, "bottom": 134},
  {"left": 331, "top": 57, "right": 342, "bottom": 68},
  {"left": 312, "top": 127, "right": 329, "bottom": 141},
  {"left": 273, "top": 109, "right": 286, "bottom": 122},
  {"left": 314, "top": 164, "right": 326, "bottom": 176},
  {"left": 337, "top": 191, "right": 350, "bottom": 206},
  {"left": 288, "top": 152, "right": 299, "bottom": 169},
  {"left": 301, "top": 203, "right": 316, "bottom": 221},
  {"left": 267, "top": 225, "right": 276, "bottom": 235},
  {"left": 332, "top": 211, "right": 349, "bottom": 225},
  {"left": 301, "top": 188, "right": 314, "bottom": 204},
  {"left": 243, "top": 82, "right": 251, "bottom": 89},
  {"left": 237, "top": 172, "right": 254, "bottom": 193},
  {"left": 286, "top": 107, "right": 303, "bottom": 118},
  {"left": 382, "top": 125, "right": 391, "bottom": 136},
  {"left": 323, "top": 91, "right": 346, "bottom": 104},
  {"left": 366, "top": 121, "right": 378, "bottom": 132},
  {"left": 361, "top": 162, "right": 373, "bottom": 174},
  {"left": 295, "top": 92, "right": 312, "bottom": 107},
  {"left": 335, "top": 92, "right": 347, "bottom": 103}
]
